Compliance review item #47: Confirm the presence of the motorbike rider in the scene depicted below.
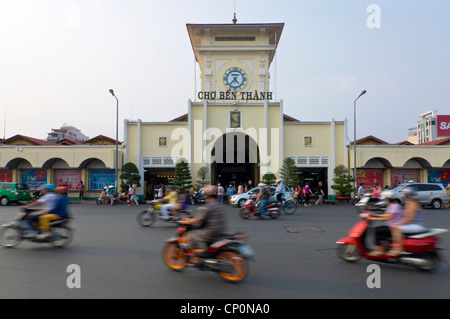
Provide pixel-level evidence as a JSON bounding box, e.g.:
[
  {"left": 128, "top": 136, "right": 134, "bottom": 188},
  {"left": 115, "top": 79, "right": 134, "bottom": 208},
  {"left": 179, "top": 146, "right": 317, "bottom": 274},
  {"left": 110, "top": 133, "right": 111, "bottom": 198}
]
[
  {"left": 274, "top": 179, "right": 285, "bottom": 202},
  {"left": 367, "top": 192, "right": 404, "bottom": 256},
  {"left": 154, "top": 185, "right": 179, "bottom": 221},
  {"left": 255, "top": 183, "right": 269, "bottom": 218},
  {"left": 178, "top": 185, "right": 227, "bottom": 265},
  {"left": 22, "top": 184, "right": 59, "bottom": 237},
  {"left": 388, "top": 187, "right": 428, "bottom": 257},
  {"left": 37, "top": 186, "right": 71, "bottom": 238}
]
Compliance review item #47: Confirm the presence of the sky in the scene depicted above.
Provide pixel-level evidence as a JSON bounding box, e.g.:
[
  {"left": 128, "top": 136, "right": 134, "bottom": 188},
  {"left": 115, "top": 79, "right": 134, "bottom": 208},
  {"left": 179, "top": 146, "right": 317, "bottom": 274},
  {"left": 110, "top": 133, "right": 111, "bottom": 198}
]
[{"left": 1, "top": 0, "right": 449, "bottom": 144}]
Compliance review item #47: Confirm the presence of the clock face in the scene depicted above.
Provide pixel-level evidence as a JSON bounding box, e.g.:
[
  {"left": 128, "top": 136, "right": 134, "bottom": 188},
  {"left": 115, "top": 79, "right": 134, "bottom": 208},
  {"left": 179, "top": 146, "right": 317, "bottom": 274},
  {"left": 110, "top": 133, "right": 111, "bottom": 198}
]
[{"left": 223, "top": 68, "right": 247, "bottom": 90}]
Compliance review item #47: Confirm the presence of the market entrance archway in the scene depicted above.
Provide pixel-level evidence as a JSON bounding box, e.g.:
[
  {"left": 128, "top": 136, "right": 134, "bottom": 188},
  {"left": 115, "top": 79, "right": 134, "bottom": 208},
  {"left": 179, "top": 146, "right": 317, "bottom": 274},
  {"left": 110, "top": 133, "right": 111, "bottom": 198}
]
[{"left": 210, "top": 132, "right": 260, "bottom": 188}]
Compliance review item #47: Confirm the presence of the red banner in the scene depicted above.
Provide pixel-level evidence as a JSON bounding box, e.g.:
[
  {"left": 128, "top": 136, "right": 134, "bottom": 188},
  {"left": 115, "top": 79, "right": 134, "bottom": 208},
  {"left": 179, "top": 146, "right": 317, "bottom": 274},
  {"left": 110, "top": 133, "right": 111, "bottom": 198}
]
[
  {"left": 357, "top": 169, "right": 384, "bottom": 190},
  {"left": 0, "top": 170, "right": 13, "bottom": 182},
  {"left": 437, "top": 115, "right": 450, "bottom": 137}
]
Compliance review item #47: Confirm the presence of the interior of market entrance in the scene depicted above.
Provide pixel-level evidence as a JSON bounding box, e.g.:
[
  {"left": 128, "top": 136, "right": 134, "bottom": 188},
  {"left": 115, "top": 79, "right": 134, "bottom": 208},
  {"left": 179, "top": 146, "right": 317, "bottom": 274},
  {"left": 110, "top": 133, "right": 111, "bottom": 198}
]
[
  {"left": 211, "top": 132, "right": 260, "bottom": 189},
  {"left": 297, "top": 167, "right": 328, "bottom": 197}
]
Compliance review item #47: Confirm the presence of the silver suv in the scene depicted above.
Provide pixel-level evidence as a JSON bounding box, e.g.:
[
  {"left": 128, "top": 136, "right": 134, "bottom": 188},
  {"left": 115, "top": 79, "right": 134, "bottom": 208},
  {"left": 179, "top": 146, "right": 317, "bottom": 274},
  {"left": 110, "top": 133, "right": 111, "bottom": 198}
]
[{"left": 381, "top": 183, "right": 449, "bottom": 209}]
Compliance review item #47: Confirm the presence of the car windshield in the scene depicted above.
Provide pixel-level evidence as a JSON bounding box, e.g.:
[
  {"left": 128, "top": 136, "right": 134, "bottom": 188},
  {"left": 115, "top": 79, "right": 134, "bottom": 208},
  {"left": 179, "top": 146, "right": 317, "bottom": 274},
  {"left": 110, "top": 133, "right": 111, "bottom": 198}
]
[{"left": 388, "top": 184, "right": 408, "bottom": 191}]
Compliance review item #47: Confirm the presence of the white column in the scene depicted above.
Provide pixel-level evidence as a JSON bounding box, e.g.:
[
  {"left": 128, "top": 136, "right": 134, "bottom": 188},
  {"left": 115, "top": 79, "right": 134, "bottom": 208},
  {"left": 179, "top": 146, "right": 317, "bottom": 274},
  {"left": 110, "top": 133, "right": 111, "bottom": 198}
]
[
  {"left": 329, "top": 118, "right": 335, "bottom": 198},
  {"left": 137, "top": 119, "right": 144, "bottom": 197}
]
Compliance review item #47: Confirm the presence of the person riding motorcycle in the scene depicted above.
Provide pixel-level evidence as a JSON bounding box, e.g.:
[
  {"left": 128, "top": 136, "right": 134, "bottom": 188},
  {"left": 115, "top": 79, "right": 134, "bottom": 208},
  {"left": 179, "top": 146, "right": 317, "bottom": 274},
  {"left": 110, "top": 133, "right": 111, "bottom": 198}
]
[
  {"left": 154, "top": 185, "right": 179, "bottom": 221},
  {"left": 367, "top": 192, "right": 404, "bottom": 256},
  {"left": 178, "top": 185, "right": 227, "bottom": 265},
  {"left": 37, "top": 186, "right": 71, "bottom": 238},
  {"left": 388, "top": 187, "right": 428, "bottom": 256},
  {"left": 255, "top": 183, "right": 270, "bottom": 218},
  {"left": 21, "top": 184, "right": 59, "bottom": 238}
]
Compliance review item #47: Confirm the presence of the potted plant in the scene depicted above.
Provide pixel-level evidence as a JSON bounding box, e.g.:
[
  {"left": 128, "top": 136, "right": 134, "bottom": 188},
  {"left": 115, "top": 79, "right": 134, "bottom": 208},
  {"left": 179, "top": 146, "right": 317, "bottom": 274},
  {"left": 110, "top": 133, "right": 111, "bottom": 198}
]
[{"left": 331, "top": 165, "right": 355, "bottom": 201}]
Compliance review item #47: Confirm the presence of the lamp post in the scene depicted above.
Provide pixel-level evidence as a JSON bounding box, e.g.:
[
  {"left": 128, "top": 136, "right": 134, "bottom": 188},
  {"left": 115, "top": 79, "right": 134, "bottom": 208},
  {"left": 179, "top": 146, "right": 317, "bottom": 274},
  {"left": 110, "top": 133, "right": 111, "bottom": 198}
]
[
  {"left": 353, "top": 90, "right": 366, "bottom": 198},
  {"left": 109, "top": 89, "right": 119, "bottom": 189}
]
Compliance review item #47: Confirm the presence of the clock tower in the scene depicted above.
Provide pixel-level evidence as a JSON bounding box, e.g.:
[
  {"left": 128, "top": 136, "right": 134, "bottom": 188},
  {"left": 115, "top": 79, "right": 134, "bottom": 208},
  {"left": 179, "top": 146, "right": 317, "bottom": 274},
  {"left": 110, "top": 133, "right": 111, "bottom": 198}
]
[{"left": 187, "top": 21, "right": 284, "bottom": 101}]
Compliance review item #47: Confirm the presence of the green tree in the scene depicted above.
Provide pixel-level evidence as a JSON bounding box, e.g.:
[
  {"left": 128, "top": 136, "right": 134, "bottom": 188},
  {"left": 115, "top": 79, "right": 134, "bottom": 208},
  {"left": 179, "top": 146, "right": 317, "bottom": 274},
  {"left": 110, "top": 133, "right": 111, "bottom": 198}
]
[
  {"left": 120, "top": 162, "right": 141, "bottom": 192},
  {"left": 280, "top": 157, "right": 299, "bottom": 187},
  {"left": 331, "top": 164, "right": 355, "bottom": 197},
  {"left": 173, "top": 160, "right": 192, "bottom": 189},
  {"left": 262, "top": 172, "right": 277, "bottom": 186}
]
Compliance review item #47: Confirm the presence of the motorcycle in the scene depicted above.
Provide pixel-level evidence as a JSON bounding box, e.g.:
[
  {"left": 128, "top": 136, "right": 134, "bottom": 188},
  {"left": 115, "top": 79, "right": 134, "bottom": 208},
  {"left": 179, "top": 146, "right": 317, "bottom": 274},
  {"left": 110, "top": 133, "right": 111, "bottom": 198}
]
[
  {"left": 336, "top": 210, "right": 448, "bottom": 271},
  {"left": 0, "top": 208, "right": 73, "bottom": 248},
  {"left": 32, "top": 190, "right": 42, "bottom": 201},
  {"left": 96, "top": 190, "right": 119, "bottom": 205},
  {"left": 189, "top": 191, "right": 206, "bottom": 205},
  {"left": 137, "top": 201, "right": 192, "bottom": 227},
  {"left": 239, "top": 198, "right": 281, "bottom": 219},
  {"left": 162, "top": 223, "right": 254, "bottom": 282}
]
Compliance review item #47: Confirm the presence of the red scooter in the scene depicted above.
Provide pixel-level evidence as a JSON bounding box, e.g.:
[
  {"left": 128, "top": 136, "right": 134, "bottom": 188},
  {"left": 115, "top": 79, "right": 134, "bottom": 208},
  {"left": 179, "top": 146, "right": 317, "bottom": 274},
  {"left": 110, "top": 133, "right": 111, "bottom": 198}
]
[
  {"left": 336, "top": 211, "right": 448, "bottom": 271},
  {"left": 239, "top": 198, "right": 281, "bottom": 220}
]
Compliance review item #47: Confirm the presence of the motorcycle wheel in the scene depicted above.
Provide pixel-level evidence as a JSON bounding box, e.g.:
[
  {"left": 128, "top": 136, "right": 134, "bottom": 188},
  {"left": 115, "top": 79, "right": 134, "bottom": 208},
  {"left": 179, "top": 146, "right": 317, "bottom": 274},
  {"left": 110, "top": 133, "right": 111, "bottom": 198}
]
[
  {"left": 162, "top": 243, "right": 187, "bottom": 271},
  {"left": 282, "top": 200, "right": 297, "bottom": 214},
  {"left": 336, "top": 243, "right": 361, "bottom": 262},
  {"left": 0, "top": 226, "right": 22, "bottom": 248},
  {"left": 216, "top": 251, "right": 248, "bottom": 283},
  {"left": 270, "top": 209, "right": 281, "bottom": 219},
  {"left": 417, "top": 252, "right": 440, "bottom": 272},
  {"left": 190, "top": 198, "right": 196, "bottom": 205},
  {"left": 137, "top": 210, "right": 155, "bottom": 227},
  {"left": 50, "top": 226, "right": 73, "bottom": 248},
  {"left": 96, "top": 199, "right": 103, "bottom": 205},
  {"left": 239, "top": 208, "right": 250, "bottom": 219}
]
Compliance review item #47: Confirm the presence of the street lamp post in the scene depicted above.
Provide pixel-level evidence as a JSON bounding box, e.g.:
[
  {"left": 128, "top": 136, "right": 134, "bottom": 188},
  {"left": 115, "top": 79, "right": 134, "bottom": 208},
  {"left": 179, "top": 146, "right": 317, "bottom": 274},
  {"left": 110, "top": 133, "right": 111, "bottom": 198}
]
[
  {"left": 109, "top": 89, "right": 119, "bottom": 189},
  {"left": 353, "top": 90, "right": 366, "bottom": 198}
]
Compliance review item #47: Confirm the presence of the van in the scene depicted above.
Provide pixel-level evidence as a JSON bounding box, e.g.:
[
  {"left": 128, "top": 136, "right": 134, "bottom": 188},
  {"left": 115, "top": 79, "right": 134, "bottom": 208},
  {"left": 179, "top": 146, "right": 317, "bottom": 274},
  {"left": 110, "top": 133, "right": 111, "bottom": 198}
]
[
  {"left": 382, "top": 182, "right": 449, "bottom": 209},
  {"left": 0, "top": 183, "right": 32, "bottom": 206}
]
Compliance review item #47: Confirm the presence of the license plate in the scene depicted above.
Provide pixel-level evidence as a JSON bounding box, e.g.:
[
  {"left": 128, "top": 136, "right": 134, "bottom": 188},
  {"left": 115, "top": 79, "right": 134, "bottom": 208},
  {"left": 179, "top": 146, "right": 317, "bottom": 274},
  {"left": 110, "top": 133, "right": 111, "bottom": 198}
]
[{"left": 238, "top": 245, "right": 254, "bottom": 258}]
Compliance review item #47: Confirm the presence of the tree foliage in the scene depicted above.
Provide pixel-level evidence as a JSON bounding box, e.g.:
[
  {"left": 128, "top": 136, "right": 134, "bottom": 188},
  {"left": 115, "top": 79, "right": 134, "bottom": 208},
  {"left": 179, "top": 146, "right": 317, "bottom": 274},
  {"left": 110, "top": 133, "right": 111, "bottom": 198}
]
[
  {"left": 262, "top": 172, "right": 277, "bottom": 186},
  {"left": 330, "top": 164, "right": 355, "bottom": 196},
  {"left": 120, "top": 162, "right": 141, "bottom": 192},
  {"left": 280, "top": 157, "right": 299, "bottom": 187},
  {"left": 173, "top": 160, "right": 192, "bottom": 189}
]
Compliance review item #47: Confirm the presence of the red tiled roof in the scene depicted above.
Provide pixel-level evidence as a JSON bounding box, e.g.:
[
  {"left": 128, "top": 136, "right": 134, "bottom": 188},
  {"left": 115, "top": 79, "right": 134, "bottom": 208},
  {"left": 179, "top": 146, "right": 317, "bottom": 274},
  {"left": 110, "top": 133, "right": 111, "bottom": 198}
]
[{"left": 418, "top": 137, "right": 450, "bottom": 145}]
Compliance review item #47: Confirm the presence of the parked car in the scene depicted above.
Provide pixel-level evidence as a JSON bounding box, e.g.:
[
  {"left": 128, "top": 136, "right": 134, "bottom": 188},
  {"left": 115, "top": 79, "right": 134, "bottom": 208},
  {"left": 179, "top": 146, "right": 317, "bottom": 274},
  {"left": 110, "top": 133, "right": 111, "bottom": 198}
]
[
  {"left": 0, "top": 182, "right": 32, "bottom": 206},
  {"left": 229, "top": 186, "right": 277, "bottom": 208},
  {"left": 381, "top": 182, "right": 449, "bottom": 209}
]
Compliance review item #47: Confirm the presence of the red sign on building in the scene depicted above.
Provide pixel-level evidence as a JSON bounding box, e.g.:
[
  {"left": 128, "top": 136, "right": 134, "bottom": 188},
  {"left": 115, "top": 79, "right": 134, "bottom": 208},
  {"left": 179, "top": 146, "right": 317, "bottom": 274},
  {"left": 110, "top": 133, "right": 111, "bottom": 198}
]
[{"left": 437, "top": 115, "right": 450, "bottom": 137}]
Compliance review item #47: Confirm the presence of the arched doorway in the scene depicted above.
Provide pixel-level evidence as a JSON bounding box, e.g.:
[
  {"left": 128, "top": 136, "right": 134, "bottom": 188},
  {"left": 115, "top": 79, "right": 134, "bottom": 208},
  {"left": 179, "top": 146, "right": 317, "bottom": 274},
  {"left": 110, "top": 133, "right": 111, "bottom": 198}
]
[{"left": 210, "top": 132, "right": 260, "bottom": 188}]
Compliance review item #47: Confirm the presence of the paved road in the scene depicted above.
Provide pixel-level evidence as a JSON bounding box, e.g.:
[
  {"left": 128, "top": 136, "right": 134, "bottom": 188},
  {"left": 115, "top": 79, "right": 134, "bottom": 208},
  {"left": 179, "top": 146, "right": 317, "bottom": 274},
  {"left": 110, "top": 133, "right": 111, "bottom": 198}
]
[{"left": 0, "top": 201, "right": 449, "bottom": 300}]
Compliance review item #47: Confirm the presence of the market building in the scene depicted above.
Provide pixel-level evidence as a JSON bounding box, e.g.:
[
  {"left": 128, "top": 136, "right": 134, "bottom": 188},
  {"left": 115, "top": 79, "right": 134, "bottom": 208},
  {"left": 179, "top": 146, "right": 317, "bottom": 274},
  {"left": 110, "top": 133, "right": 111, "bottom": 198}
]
[
  {"left": 124, "top": 20, "right": 348, "bottom": 200},
  {"left": 0, "top": 134, "right": 123, "bottom": 199}
]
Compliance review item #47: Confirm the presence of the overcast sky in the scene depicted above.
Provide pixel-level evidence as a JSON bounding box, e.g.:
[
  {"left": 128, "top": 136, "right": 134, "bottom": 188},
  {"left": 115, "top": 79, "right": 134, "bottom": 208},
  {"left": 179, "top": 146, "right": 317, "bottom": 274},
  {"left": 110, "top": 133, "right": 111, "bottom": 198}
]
[{"left": 1, "top": 0, "right": 449, "bottom": 144}]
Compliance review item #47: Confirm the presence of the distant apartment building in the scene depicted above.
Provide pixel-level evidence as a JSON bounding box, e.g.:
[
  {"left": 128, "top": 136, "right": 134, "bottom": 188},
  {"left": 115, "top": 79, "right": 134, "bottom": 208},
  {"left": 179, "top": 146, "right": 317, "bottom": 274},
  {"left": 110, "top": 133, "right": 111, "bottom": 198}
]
[
  {"left": 47, "top": 124, "right": 89, "bottom": 143},
  {"left": 408, "top": 110, "right": 450, "bottom": 144}
]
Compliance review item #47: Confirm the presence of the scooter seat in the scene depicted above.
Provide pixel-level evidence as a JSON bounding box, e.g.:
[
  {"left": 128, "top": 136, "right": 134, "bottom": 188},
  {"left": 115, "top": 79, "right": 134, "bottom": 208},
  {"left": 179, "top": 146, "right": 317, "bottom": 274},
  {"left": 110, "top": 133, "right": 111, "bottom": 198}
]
[{"left": 407, "top": 228, "right": 448, "bottom": 239}]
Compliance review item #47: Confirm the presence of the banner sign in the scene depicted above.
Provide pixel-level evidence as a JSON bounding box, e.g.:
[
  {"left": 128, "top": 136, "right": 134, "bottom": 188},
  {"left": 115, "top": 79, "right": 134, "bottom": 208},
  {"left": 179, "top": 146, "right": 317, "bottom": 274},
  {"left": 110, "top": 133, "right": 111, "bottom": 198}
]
[{"left": 437, "top": 115, "right": 450, "bottom": 137}]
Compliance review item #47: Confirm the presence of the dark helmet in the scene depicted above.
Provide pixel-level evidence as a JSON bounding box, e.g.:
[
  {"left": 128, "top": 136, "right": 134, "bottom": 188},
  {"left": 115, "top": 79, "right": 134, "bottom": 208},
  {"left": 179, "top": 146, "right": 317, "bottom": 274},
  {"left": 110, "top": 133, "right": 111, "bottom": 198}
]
[{"left": 400, "top": 186, "right": 418, "bottom": 201}]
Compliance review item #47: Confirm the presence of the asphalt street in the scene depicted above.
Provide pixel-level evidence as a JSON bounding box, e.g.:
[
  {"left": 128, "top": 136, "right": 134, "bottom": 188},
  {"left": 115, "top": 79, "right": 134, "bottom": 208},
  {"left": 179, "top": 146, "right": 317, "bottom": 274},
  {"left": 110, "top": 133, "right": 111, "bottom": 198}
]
[{"left": 0, "top": 200, "right": 450, "bottom": 300}]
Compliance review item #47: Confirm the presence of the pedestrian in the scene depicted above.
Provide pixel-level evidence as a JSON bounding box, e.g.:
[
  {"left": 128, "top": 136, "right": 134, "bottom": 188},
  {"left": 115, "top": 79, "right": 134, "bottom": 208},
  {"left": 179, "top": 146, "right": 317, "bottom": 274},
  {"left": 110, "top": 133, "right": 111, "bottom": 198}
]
[
  {"left": 304, "top": 183, "right": 312, "bottom": 206},
  {"left": 315, "top": 181, "right": 324, "bottom": 206},
  {"left": 217, "top": 183, "right": 224, "bottom": 203},
  {"left": 297, "top": 184, "right": 303, "bottom": 206},
  {"left": 129, "top": 184, "right": 139, "bottom": 206},
  {"left": 108, "top": 185, "right": 115, "bottom": 205},
  {"left": 357, "top": 183, "right": 365, "bottom": 201},
  {"left": 79, "top": 180, "right": 85, "bottom": 200}
]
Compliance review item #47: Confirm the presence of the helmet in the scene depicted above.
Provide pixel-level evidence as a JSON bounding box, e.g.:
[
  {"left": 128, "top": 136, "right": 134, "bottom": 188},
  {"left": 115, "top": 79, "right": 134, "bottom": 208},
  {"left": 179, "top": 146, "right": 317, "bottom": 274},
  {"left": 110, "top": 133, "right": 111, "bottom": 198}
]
[
  {"left": 43, "top": 184, "right": 55, "bottom": 191},
  {"left": 400, "top": 186, "right": 418, "bottom": 200},
  {"left": 258, "top": 183, "right": 265, "bottom": 187},
  {"left": 56, "top": 186, "right": 68, "bottom": 194},
  {"left": 276, "top": 179, "right": 281, "bottom": 183},
  {"left": 203, "top": 185, "right": 218, "bottom": 197}
]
